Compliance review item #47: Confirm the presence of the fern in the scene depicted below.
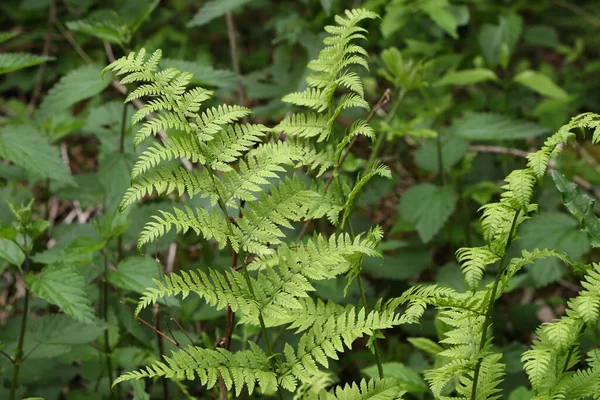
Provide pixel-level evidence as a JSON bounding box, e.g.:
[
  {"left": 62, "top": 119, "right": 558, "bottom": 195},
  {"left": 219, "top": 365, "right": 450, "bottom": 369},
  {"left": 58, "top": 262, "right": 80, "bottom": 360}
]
[{"left": 392, "top": 113, "right": 600, "bottom": 399}]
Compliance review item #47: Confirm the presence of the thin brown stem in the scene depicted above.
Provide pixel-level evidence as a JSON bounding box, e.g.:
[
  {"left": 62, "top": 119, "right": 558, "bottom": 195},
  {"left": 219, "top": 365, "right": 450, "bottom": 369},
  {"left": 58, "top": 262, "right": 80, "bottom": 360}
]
[
  {"left": 226, "top": 12, "right": 245, "bottom": 107},
  {"left": 27, "top": 0, "right": 55, "bottom": 115},
  {"left": 170, "top": 317, "right": 195, "bottom": 345},
  {"left": 155, "top": 310, "right": 170, "bottom": 400}
]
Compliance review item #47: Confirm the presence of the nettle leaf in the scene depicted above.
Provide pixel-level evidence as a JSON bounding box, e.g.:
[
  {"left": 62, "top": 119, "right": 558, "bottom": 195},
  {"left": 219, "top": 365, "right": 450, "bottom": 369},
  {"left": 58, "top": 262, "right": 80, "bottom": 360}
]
[
  {"left": 25, "top": 264, "right": 95, "bottom": 323},
  {"left": 36, "top": 64, "right": 112, "bottom": 122},
  {"left": 419, "top": 0, "right": 462, "bottom": 39},
  {"left": 362, "top": 362, "right": 428, "bottom": 393},
  {"left": 414, "top": 134, "right": 468, "bottom": 173},
  {"left": 516, "top": 212, "right": 589, "bottom": 287},
  {"left": 108, "top": 256, "right": 161, "bottom": 295},
  {"left": 478, "top": 14, "right": 523, "bottom": 67},
  {"left": 399, "top": 184, "right": 457, "bottom": 243},
  {"left": 514, "top": 70, "right": 569, "bottom": 101},
  {"left": 161, "top": 58, "right": 237, "bottom": 88},
  {"left": 0, "top": 53, "right": 54, "bottom": 74},
  {"left": 66, "top": 10, "right": 130, "bottom": 44},
  {"left": 0, "top": 238, "right": 25, "bottom": 267},
  {"left": 434, "top": 68, "right": 498, "bottom": 86},
  {"left": 31, "top": 314, "right": 106, "bottom": 344},
  {"left": 0, "top": 125, "right": 75, "bottom": 185},
  {"left": 552, "top": 171, "right": 600, "bottom": 247},
  {"left": 187, "top": 0, "right": 253, "bottom": 27},
  {"left": 453, "top": 112, "right": 547, "bottom": 140}
]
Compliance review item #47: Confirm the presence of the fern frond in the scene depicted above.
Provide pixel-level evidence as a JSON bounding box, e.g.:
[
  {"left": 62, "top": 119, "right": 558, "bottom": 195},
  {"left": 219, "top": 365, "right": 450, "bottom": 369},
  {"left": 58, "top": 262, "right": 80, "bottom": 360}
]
[
  {"left": 456, "top": 247, "right": 500, "bottom": 291},
  {"left": 321, "top": 378, "right": 405, "bottom": 400},
  {"left": 275, "top": 112, "right": 331, "bottom": 140},
  {"left": 137, "top": 206, "right": 233, "bottom": 250},
  {"left": 282, "top": 88, "right": 328, "bottom": 112},
  {"left": 500, "top": 169, "right": 536, "bottom": 212},
  {"left": 202, "top": 123, "right": 268, "bottom": 171},
  {"left": 131, "top": 136, "right": 204, "bottom": 179},
  {"left": 114, "top": 343, "right": 277, "bottom": 396},
  {"left": 195, "top": 104, "right": 251, "bottom": 137}
]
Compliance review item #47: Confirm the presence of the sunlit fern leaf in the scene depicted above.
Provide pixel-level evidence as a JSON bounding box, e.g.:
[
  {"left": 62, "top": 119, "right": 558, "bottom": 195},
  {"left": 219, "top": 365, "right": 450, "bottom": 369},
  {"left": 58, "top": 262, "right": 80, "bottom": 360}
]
[
  {"left": 455, "top": 246, "right": 500, "bottom": 291},
  {"left": 137, "top": 205, "right": 233, "bottom": 250},
  {"left": 320, "top": 378, "right": 406, "bottom": 400},
  {"left": 203, "top": 123, "right": 268, "bottom": 171},
  {"left": 131, "top": 136, "right": 204, "bottom": 179},
  {"left": 275, "top": 112, "right": 331, "bottom": 140},
  {"left": 113, "top": 343, "right": 277, "bottom": 397}
]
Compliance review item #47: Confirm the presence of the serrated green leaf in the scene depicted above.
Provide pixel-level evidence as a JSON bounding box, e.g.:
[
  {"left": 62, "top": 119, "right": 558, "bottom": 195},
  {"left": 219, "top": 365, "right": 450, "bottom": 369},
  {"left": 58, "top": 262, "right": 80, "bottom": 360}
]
[
  {"left": 552, "top": 171, "right": 600, "bottom": 247},
  {"left": 0, "top": 125, "right": 75, "bottom": 185},
  {"left": 108, "top": 256, "right": 161, "bottom": 295},
  {"left": 35, "top": 64, "right": 111, "bottom": 122},
  {"left": 31, "top": 236, "right": 105, "bottom": 265},
  {"left": 187, "top": 0, "right": 253, "bottom": 27},
  {"left": 399, "top": 184, "right": 456, "bottom": 243},
  {"left": 0, "top": 31, "right": 18, "bottom": 44},
  {"left": 161, "top": 58, "right": 237, "bottom": 88},
  {"left": 514, "top": 70, "right": 569, "bottom": 101},
  {"left": 478, "top": 14, "right": 522, "bottom": 67},
  {"left": 31, "top": 314, "right": 106, "bottom": 344},
  {"left": 414, "top": 135, "right": 468, "bottom": 173},
  {"left": 0, "top": 238, "right": 25, "bottom": 267},
  {"left": 0, "top": 53, "right": 54, "bottom": 74},
  {"left": 452, "top": 112, "right": 547, "bottom": 140},
  {"left": 435, "top": 68, "right": 498, "bottom": 86},
  {"left": 26, "top": 264, "right": 95, "bottom": 323},
  {"left": 407, "top": 337, "right": 444, "bottom": 356},
  {"left": 66, "top": 10, "right": 129, "bottom": 45},
  {"left": 362, "top": 362, "right": 428, "bottom": 393}
]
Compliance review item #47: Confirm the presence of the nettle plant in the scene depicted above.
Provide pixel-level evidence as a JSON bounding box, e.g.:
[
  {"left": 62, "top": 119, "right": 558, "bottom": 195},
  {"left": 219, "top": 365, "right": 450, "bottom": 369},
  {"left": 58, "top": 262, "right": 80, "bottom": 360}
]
[{"left": 102, "top": 7, "right": 600, "bottom": 400}]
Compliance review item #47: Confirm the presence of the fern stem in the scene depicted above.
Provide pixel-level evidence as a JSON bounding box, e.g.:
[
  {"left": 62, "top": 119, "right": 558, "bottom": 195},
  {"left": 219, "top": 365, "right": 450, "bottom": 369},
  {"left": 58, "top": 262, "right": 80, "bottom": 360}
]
[
  {"left": 356, "top": 273, "right": 385, "bottom": 378},
  {"left": 470, "top": 209, "right": 520, "bottom": 400},
  {"left": 562, "top": 323, "right": 587, "bottom": 373},
  {"left": 102, "top": 251, "right": 115, "bottom": 399},
  {"left": 9, "top": 237, "right": 31, "bottom": 400}
]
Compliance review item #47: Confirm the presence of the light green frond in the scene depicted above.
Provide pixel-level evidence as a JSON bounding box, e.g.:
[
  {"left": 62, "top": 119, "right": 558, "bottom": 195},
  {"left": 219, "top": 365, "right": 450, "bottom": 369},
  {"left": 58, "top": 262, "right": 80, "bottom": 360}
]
[
  {"left": 131, "top": 136, "right": 204, "bottom": 179},
  {"left": 499, "top": 249, "right": 565, "bottom": 291},
  {"left": 455, "top": 353, "right": 505, "bottom": 400},
  {"left": 202, "top": 123, "right": 268, "bottom": 170},
  {"left": 194, "top": 104, "right": 251, "bottom": 137},
  {"left": 135, "top": 267, "right": 256, "bottom": 317},
  {"left": 456, "top": 247, "right": 500, "bottom": 291},
  {"left": 120, "top": 167, "right": 215, "bottom": 211},
  {"left": 500, "top": 169, "right": 536, "bottom": 212},
  {"left": 275, "top": 112, "right": 331, "bottom": 140},
  {"left": 424, "top": 359, "right": 473, "bottom": 397},
  {"left": 522, "top": 345, "right": 554, "bottom": 388},
  {"left": 561, "top": 367, "right": 600, "bottom": 400},
  {"left": 282, "top": 88, "right": 328, "bottom": 112},
  {"left": 348, "top": 119, "right": 375, "bottom": 139},
  {"left": 321, "top": 378, "right": 405, "bottom": 400},
  {"left": 135, "top": 112, "right": 190, "bottom": 146},
  {"left": 567, "top": 263, "right": 600, "bottom": 323},
  {"left": 336, "top": 71, "right": 364, "bottom": 97},
  {"left": 137, "top": 205, "right": 233, "bottom": 250},
  {"left": 113, "top": 344, "right": 277, "bottom": 397}
]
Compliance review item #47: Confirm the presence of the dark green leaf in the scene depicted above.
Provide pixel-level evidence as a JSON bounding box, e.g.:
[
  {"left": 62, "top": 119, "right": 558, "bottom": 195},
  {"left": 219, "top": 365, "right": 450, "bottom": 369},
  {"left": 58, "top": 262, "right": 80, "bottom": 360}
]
[
  {"left": 0, "top": 238, "right": 24, "bottom": 267},
  {"left": 187, "top": 0, "right": 253, "bottom": 28},
  {"left": 452, "top": 113, "right": 547, "bottom": 140}
]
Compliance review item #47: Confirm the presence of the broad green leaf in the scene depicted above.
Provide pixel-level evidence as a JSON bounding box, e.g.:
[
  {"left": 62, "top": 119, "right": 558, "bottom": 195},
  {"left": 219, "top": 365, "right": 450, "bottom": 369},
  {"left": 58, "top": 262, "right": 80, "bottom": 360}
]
[
  {"left": 31, "top": 314, "right": 106, "bottom": 344},
  {"left": 36, "top": 64, "right": 111, "bottom": 122},
  {"left": 363, "top": 249, "right": 432, "bottom": 280},
  {"left": 516, "top": 212, "right": 589, "bottom": 287},
  {"left": 435, "top": 68, "right": 498, "bottom": 86},
  {"left": 452, "top": 113, "right": 547, "bottom": 140},
  {"left": 0, "top": 125, "right": 75, "bottom": 185},
  {"left": 108, "top": 256, "right": 161, "bottom": 295},
  {"left": 415, "top": 135, "right": 468, "bottom": 173},
  {"left": 120, "top": 0, "right": 160, "bottom": 33},
  {"left": 32, "top": 236, "right": 105, "bottom": 265},
  {"left": 187, "top": 0, "right": 253, "bottom": 27},
  {"left": 508, "top": 386, "right": 533, "bottom": 400},
  {"left": 26, "top": 264, "right": 95, "bottom": 323},
  {"left": 524, "top": 25, "right": 560, "bottom": 48},
  {"left": 66, "top": 10, "right": 129, "bottom": 44},
  {"left": 407, "top": 337, "right": 444, "bottom": 356},
  {"left": 478, "top": 14, "right": 523, "bottom": 66},
  {"left": 362, "top": 362, "right": 428, "bottom": 393},
  {"left": 0, "top": 238, "right": 24, "bottom": 267},
  {"left": 0, "top": 31, "right": 18, "bottom": 44},
  {"left": 0, "top": 53, "right": 54, "bottom": 74},
  {"left": 420, "top": 0, "right": 459, "bottom": 39},
  {"left": 161, "top": 58, "right": 237, "bottom": 88},
  {"left": 552, "top": 171, "right": 600, "bottom": 247},
  {"left": 399, "top": 184, "right": 457, "bottom": 243},
  {"left": 514, "top": 70, "right": 569, "bottom": 101},
  {"left": 380, "top": 4, "right": 410, "bottom": 38}
]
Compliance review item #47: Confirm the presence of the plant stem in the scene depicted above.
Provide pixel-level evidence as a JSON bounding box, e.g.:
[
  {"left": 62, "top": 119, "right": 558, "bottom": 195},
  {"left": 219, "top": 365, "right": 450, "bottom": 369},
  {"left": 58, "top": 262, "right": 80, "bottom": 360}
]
[
  {"left": 366, "top": 88, "right": 405, "bottom": 170},
  {"left": 9, "top": 289, "right": 29, "bottom": 400},
  {"left": 9, "top": 235, "right": 32, "bottom": 400},
  {"left": 356, "top": 273, "right": 384, "bottom": 378},
  {"left": 470, "top": 210, "right": 520, "bottom": 400},
  {"left": 102, "top": 251, "right": 115, "bottom": 399},
  {"left": 436, "top": 132, "right": 446, "bottom": 185},
  {"left": 119, "top": 102, "right": 127, "bottom": 154}
]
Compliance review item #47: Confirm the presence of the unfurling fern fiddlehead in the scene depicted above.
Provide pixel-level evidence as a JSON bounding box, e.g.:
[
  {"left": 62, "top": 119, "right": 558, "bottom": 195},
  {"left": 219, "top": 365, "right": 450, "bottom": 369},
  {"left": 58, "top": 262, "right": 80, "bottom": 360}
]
[
  {"left": 104, "top": 8, "right": 407, "bottom": 399},
  {"left": 390, "top": 113, "right": 600, "bottom": 399}
]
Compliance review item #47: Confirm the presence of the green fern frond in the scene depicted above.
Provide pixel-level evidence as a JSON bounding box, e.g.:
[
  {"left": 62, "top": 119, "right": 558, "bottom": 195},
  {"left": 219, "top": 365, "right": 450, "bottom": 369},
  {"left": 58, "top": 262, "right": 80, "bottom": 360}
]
[
  {"left": 135, "top": 266, "right": 256, "bottom": 317},
  {"left": 114, "top": 343, "right": 277, "bottom": 396},
  {"left": 456, "top": 247, "right": 500, "bottom": 291},
  {"left": 282, "top": 88, "right": 328, "bottom": 112},
  {"left": 131, "top": 136, "right": 204, "bottom": 179},
  {"left": 500, "top": 169, "right": 536, "bottom": 212},
  {"left": 320, "top": 378, "right": 405, "bottom": 400},
  {"left": 194, "top": 104, "right": 251, "bottom": 136},
  {"left": 275, "top": 113, "right": 331, "bottom": 141},
  {"left": 137, "top": 206, "right": 233, "bottom": 250},
  {"left": 202, "top": 123, "right": 268, "bottom": 171},
  {"left": 568, "top": 262, "right": 600, "bottom": 323}
]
